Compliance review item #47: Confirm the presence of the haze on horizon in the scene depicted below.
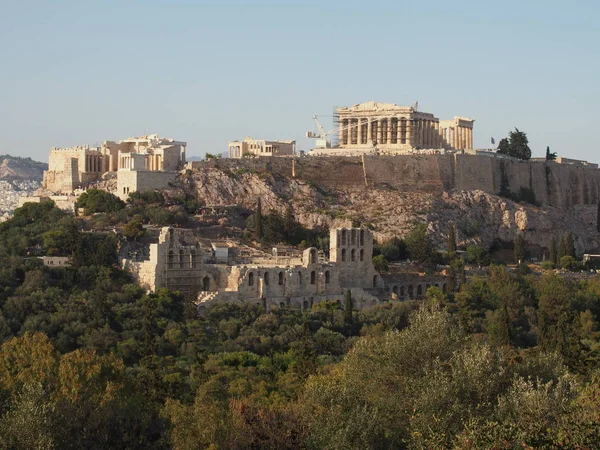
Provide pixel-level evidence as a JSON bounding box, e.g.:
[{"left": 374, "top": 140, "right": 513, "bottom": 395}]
[{"left": 1, "top": 0, "right": 598, "bottom": 163}]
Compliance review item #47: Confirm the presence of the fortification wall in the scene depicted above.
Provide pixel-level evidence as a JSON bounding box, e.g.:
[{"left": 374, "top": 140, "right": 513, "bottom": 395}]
[{"left": 194, "top": 154, "right": 600, "bottom": 210}]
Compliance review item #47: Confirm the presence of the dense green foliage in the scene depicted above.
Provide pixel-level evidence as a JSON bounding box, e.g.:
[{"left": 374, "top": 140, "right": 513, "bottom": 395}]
[
  {"left": 1, "top": 203, "right": 600, "bottom": 448},
  {"left": 497, "top": 128, "right": 532, "bottom": 160}
]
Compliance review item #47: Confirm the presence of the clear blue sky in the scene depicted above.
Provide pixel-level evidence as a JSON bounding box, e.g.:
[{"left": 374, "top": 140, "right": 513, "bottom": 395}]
[{"left": 1, "top": 0, "right": 599, "bottom": 162}]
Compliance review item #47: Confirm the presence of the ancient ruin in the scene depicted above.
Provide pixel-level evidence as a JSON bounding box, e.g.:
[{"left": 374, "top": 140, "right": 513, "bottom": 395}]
[
  {"left": 309, "top": 101, "right": 474, "bottom": 155},
  {"left": 228, "top": 137, "right": 296, "bottom": 158},
  {"left": 42, "top": 134, "right": 186, "bottom": 198},
  {"left": 120, "top": 226, "right": 403, "bottom": 311}
]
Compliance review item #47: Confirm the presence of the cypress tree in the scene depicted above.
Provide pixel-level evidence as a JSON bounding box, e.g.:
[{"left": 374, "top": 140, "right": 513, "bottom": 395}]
[
  {"left": 447, "top": 265, "right": 456, "bottom": 293},
  {"left": 344, "top": 289, "right": 353, "bottom": 325},
  {"left": 549, "top": 237, "right": 557, "bottom": 265},
  {"left": 514, "top": 234, "right": 525, "bottom": 263},
  {"left": 558, "top": 235, "right": 567, "bottom": 260},
  {"left": 565, "top": 232, "right": 576, "bottom": 258},
  {"left": 447, "top": 224, "right": 457, "bottom": 254},
  {"left": 254, "top": 197, "right": 263, "bottom": 241},
  {"left": 597, "top": 202, "right": 600, "bottom": 233}
]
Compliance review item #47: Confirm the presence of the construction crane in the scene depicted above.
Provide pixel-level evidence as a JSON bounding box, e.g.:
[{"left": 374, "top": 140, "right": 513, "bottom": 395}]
[{"left": 306, "top": 114, "right": 353, "bottom": 149}]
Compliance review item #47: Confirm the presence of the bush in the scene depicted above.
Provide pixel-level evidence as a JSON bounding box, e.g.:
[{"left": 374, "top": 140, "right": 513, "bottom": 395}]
[
  {"left": 540, "top": 261, "right": 554, "bottom": 270},
  {"left": 560, "top": 256, "right": 579, "bottom": 271},
  {"left": 372, "top": 255, "right": 389, "bottom": 272},
  {"left": 76, "top": 190, "right": 125, "bottom": 216}
]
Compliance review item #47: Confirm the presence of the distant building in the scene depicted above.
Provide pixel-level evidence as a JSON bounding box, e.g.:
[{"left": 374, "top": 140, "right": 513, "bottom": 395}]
[
  {"left": 228, "top": 137, "right": 296, "bottom": 158},
  {"left": 42, "top": 134, "right": 187, "bottom": 199},
  {"left": 323, "top": 101, "right": 474, "bottom": 153},
  {"left": 40, "top": 256, "right": 71, "bottom": 267}
]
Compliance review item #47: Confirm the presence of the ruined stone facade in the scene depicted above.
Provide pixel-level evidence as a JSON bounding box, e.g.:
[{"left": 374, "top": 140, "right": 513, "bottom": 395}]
[
  {"left": 228, "top": 137, "right": 296, "bottom": 158},
  {"left": 42, "top": 134, "right": 186, "bottom": 198},
  {"left": 121, "top": 226, "right": 385, "bottom": 311},
  {"left": 334, "top": 101, "right": 474, "bottom": 152}
]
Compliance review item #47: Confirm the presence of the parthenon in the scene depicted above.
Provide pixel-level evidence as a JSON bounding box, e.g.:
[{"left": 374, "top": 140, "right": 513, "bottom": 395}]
[{"left": 335, "top": 101, "right": 474, "bottom": 151}]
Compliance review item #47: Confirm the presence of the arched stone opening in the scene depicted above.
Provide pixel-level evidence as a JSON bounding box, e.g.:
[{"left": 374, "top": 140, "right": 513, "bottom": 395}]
[
  {"left": 373, "top": 275, "right": 378, "bottom": 287},
  {"left": 325, "top": 271, "right": 330, "bottom": 284},
  {"left": 248, "top": 272, "right": 254, "bottom": 286},
  {"left": 298, "top": 272, "right": 302, "bottom": 285},
  {"left": 360, "top": 249, "right": 364, "bottom": 262},
  {"left": 392, "top": 286, "right": 398, "bottom": 295},
  {"left": 342, "top": 249, "right": 347, "bottom": 262},
  {"left": 202, "top": 276, "right": 210, "bottom": 291},
  {"left": 351, "top": 249, "right": 356, "bottom": 262},
  {"left": 310, "top": 271, "right": 316, "bottom": 284},
  {"left": 278, "top": 271, "right": 284, "bottom": 285},
  {"left": 417, "top": 285, "right": 423, "bottom": 297},
  {"left": 303, "top": 300, "right": 309, "bottom": 310},
  {"left": 264, "top": 272, "right": 269, "bottom": 285}
]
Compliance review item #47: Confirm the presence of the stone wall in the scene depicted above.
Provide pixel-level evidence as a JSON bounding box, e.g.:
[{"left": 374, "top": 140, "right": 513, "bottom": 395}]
[
  {"left": 116, "top": 171, "right": 178, "bottom": 200},
  {"left": 192, "top": 154, "right": 600, "bottom": 210}
]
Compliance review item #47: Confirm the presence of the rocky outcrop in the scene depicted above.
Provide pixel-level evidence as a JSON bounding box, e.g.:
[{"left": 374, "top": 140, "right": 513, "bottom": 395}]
[
  {"left": 183, "top": 159, "right": 600, "bottom": 257},
  {"left": 0, "top": 156, "right": 47, "bottom": 181}
]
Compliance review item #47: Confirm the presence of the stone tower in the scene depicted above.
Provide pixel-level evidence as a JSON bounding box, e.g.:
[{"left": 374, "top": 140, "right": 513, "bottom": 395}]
[{"left": 330, "top": 227, "right": 381, "bottom": 288}]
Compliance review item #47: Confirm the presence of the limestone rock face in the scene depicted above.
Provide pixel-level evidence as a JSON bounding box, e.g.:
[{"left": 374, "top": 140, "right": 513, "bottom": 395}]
[{"left": 184, "top": 163, "right": 600, "bottom": 257}]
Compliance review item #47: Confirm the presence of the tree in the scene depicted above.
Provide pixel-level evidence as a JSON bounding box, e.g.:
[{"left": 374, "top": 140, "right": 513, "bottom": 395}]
[
  {"left": 497, "top": 138, "right": 510, "bottom": 155},
  {"left": 372, "top": 255, "right": 389, "bottom": 272},
  {"left": 549, "top": 237, "right": 557, "bottom": 265},
  {"left": 344, "top": 290, "right": 353, "bottom": 325},
  {"left": 123, "top": 220, "right": 145, "bottom": 240},
  {"left": 565, "top": 232, "right": 576, "bottom": 258},
  {"left": 545, "top": 146, "right": 557, "bottom": 161},
  {"left": 597, "top": 202, "right": 600, "bottom": 233},
  {"left": 559, "top": 235, "right": 568, "bottom": 260},
  {"left": 254, "top": 197, "right": 263, "bottom": 241},
  {"left": 405, "top": 223, "right": 435, "bottom": 266},
  {"left": 283, "top": 204, "right": 298, "bottom": 242},
  {"left": 447, "top": 224, "right": 457, "bottom": 254},
  {"left": 75, "top": 189, "right": 125, "bottom": 216},
  {"left": 466, "top": 245, "right": 489, "bottom": 266},
  {"left": 496, "top": 129, "right": 531, "bottom": 160},
  {"left": 514, "top": 234, "right": 525, "bottom": 263}
]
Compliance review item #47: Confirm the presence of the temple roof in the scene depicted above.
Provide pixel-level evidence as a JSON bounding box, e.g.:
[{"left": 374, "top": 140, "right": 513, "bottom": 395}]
[{"left": 338, "top": 101, "right": 415, "bottom": 113}]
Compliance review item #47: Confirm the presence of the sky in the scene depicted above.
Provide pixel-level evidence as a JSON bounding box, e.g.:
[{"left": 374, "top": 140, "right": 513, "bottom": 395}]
[{"left": 1, "top": 0, "right": 599, "bottom": 162}]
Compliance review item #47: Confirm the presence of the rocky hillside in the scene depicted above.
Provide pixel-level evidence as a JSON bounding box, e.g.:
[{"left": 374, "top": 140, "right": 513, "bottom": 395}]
[
  {"left": 0, "top": 155, "right": 47, "bottom": 181},
  {"left": 182, "top": 158, "right": 600, "bottom": 257},
  {"left": 0, "top": 155, "right": 47, "bottom": 220}
]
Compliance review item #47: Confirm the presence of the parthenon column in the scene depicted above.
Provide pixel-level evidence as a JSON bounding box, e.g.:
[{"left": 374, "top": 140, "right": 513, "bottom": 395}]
[
  {"left": 377, "top": 119, "right": 382, "bottom": 144},
  {"left": 387, "top": 118, "right": 393, "bottom": 144},
  {"left": 367, "top": 119, "right": 372, "bottom": 145},
  {"left": 406, "top": 119, "right": 412, "bottom": 146},
  {"left": 339, "top": 121, "right": 345, "bottom": 146},
  {"left": 357, "top": 119, "right": 362, "bottom": 145}
]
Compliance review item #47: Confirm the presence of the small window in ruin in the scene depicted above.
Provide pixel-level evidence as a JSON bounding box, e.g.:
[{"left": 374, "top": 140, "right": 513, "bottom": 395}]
[
  {"left": 202, "top": 276, "right": 210, "bottom": 291},
  {"left": 408, "top": 285, "right": 413, "bottom": 298},
  {"left": 278, "top": 271, "right": 284, "bottom": 285},
  {"left": 341, "top": 230, "right": 347, "bottom": 246},
  {"left": 417, "top": 285, "right": 423, "bottom": 297},
  {"left": 442, "top": 283, "right": 447, "bottom": 293},
  {"left": 373, "top": 275, "right": 378, "bottom": 287},
  {"left": 360, "top": 249, "right": 364, "bottom": 262},
  {"left": 400, "top": 286, "right": 405, "bottom": 297},
  {"left": 351, "top": 249, "right": 356, "bottom": 262},
  {"left": 279, "top": 302, "right": 285, "bottom": 308},
  {"left": 168, "top": 251, "right": 174, "bottom": 268},
  {"left": 303, "top": 300, "right": 309, "bottom": 310},
  {"left": 298, "top": 272, "right": 302, "bottom": 285},
  {"left": 264, "top": 272, "right": 269, "bottom": 285},
  {"left": 392, "top": 286, "right": 398, "bottom": 295},
  {"left": 310, "top": 271, "right": 316, "bottom": 284},
  {"left": 360, "top": 230, "right": 365, "bottom": 246},
  {"left": 249, "top": 272, "right": 254, "bottom": 286},
  {"left": 325, "top": 271, "right": 330, "bottom": 284},
  {"left": 342, "top": 249, "right": 346, "bottom": 262},
  {"left": 351, "top": 229, "right": 356, "bottom": 245},
  {"left": 309, "top": 248, "right": 317, "bottom": 264}
]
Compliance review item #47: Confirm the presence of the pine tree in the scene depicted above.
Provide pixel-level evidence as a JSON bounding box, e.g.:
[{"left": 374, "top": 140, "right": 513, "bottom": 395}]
[
  {"left": 596, "top": 202, "right": 600, "bottom": 233},
  {"left": 565, "top": 232, "right": 576, "bottom": 258},
  {"left": 344, "top": 289, "right": 353, "bottom": 325},
  {"left": 549, "top": 237, "right": 557, "bottom": 265},
  {"left": 447, "top": 224, "right": 457, "bottom": 254},
  {"left": 254, "top": 197, "right": 263, "bottom": 241},
  {"left": 514, "top": 234, "right": 525, "bottom": 263}
]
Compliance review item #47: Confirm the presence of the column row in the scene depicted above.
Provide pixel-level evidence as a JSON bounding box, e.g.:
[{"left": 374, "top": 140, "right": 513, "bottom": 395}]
[
  {"left": 441, "top": 127, "right": 473, "bottom": 150},
  {"left": 340, "top": 117, "right": 445, "bottom": 148},
  {"left": 146, "top": 154, "right": 163, "bottom": 171},
  {"left": 85, "top": 154, "right": 103, "bottom": 173}
]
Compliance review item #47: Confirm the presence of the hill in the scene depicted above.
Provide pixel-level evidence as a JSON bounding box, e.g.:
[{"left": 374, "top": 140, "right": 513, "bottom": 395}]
[{"left": 0, "top": 154, "right": 47, "bottom": 181}]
